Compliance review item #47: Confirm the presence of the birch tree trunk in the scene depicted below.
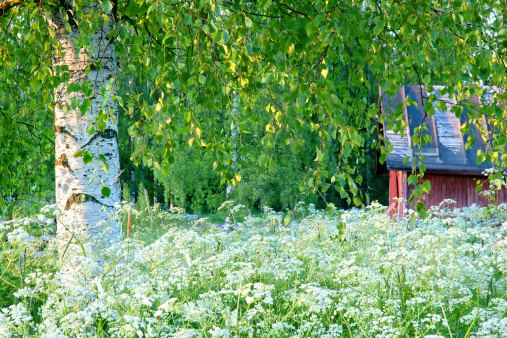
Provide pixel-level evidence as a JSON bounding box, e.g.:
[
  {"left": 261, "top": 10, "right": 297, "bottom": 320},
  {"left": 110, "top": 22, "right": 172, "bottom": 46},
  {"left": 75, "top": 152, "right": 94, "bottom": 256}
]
[{"left": 50, "top": 4, "right": 121, "bottom": 264}]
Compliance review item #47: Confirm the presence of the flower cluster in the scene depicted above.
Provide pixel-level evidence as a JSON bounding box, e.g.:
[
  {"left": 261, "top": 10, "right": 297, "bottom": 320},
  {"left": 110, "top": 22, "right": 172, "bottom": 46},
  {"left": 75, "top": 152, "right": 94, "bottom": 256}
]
[{"left": 1, "top": 202, "right": 507, "bottom": 337}]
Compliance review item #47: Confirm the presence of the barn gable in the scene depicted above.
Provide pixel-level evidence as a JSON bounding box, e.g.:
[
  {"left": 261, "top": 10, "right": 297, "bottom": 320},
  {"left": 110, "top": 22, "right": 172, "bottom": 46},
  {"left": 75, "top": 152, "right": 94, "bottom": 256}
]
[
  {"left": 378, "top": 85, "right": 507, "bottom": 216},
  {"left": 379, "top": 85, "right": 504, "bottom": 173}
]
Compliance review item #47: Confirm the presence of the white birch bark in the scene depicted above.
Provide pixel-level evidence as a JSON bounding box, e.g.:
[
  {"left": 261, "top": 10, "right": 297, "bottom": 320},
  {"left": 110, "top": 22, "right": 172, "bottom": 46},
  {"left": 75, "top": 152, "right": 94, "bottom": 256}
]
[
  {"left": 49, "top": 3, "right": 121, "bottom": 265},
  {"left": 226, "top": 91, "right": 239, "bottom": 196}
]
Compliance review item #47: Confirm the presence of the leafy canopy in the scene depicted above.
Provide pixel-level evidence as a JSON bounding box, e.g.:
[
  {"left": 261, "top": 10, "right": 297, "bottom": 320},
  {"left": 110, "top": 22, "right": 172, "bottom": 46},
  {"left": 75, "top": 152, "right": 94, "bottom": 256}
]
[{"left": 1, "top": 0, "right": 506, "bottom": 215}]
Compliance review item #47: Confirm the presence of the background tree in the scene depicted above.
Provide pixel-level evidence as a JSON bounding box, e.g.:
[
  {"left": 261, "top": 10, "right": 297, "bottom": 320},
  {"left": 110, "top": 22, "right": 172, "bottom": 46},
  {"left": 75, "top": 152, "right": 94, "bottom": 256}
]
[{"left": 0, "top": 11, "right": 55, "bottom": 218}]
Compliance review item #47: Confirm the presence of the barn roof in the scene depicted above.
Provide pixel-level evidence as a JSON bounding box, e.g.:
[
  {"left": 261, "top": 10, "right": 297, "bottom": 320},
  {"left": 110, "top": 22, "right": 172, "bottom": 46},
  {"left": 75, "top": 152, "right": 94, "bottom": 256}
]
[{"left": 379, "top": 85, "right": 504, "bottom": 173}]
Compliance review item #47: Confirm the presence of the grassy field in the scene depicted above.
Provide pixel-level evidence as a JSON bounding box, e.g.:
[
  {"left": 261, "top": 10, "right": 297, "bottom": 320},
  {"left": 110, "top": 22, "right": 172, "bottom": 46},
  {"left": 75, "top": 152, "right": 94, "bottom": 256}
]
[{"left": 1, "top": 201, "right": 507, "bottom": 337}]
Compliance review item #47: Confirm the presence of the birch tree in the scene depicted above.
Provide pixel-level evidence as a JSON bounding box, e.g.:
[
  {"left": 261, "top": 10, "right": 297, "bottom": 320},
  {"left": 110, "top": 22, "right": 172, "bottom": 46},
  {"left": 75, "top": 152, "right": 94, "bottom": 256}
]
[
  {"left": 50, "top": 2, "right": 121, "bottom": 258},
  {"left": 1, "top": 0, "right": 121, "bottom": 259}
]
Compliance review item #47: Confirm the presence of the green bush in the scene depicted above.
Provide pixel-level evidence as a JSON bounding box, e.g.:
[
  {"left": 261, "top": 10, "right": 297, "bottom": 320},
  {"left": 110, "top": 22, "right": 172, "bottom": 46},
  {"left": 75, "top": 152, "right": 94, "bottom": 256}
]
[{"left": 156, "top": 148, "right": 227, "bottom": 214}]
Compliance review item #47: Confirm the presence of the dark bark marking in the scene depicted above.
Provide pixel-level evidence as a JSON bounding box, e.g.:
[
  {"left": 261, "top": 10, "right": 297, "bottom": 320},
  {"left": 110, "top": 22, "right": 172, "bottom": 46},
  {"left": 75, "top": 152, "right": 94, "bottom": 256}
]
[
  {"left": 65, "top": 193, "right": 114, "bottom": 210},
  {"left": 82, "top": 128, "right": 118, "bottom": 148},
  {"left": 55, "top": 126, "right": 78, "bottom": 141},
  {"left": 55, "top": 153, "right": 74, "bottom": 174}
]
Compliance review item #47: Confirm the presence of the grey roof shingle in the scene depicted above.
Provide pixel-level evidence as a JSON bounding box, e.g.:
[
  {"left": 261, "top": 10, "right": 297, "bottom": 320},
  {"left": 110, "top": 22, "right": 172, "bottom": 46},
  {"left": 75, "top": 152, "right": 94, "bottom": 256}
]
[{"left": 380, "top": 85, "right": 504, "bottom": 173}]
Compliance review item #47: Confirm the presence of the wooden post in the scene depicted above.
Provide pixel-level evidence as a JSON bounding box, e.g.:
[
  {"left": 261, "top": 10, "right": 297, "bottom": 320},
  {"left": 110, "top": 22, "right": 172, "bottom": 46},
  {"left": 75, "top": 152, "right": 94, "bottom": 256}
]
[
  {"left": 397, "top": 171, "right": 408, "bottom": 218},
  {"left": 388, "top": 170, "right": 408, "bottom": 219},
  {"left": 384, "top": 202, "right": 396, "bottom": 216},
  {"left": 388, "top": 171, "right": 398, "bottom": 217},
  {"left": 127, "top": 210, "right": 132, "bottom": 237}
]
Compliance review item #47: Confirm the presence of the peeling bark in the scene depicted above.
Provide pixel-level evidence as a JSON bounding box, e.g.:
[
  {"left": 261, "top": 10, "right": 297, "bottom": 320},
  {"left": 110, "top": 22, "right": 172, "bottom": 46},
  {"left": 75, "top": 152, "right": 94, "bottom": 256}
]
[
  {"left": 50, "top": 2, "right": 121, "bottom": 264},
  {"left": 55, "top": 153, "right": 74, "bottom": 174}
]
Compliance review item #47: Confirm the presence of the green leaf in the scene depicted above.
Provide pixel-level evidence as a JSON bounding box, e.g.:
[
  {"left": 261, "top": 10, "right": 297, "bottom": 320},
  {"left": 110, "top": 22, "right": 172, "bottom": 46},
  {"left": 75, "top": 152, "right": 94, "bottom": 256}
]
[
  {"left": 101, "top": 186, "right": 111, "bottom": 198},
  {"left": 82, "top": 85, "right": 94, "bottom": 97},
  {"left": 30, "top": 79, "right": 42, "bottom": 92},
  {"left": 199, "top": 75, "right": 206, "bottom": 84},
  {"left": 102, "top": 162, "right": 110, "bottom": 172},
  {"left": 283, "top": 213, "right": 291, "bottom": 225},
  {"left": 476, "top": 149, "right": 485, "bottom": 164},
  {"left": 48, "top": 26, "right": 55, "bottom": 38},
  {"left": 83, "top": 154, "right": 93, "bottom": 165},
  {"left": 67, "top": 83, "right": 81, "bottom": 94},
  {"left": 80, "top": 99, "right": 92, "bottom": 115},
  {"left": 325, "top": 203, "right": 335, "bottom": 213},
  {"left": 99, "top": 94, "right": 108, "bottom": 107},
  {"left": 102, "top": 0, "right": 113, "bottom": 14},
  {"left": 245, "top": 16, "right": 253, "bottom": 28},
  {"left": 436, "top": 100, "right": 447, "bottom": 112},
  {"left": 422, "top": 181, "right": 431, "bottom": 193},
  {"left": 71, "top": 96, "right": 80, "bottom": 109},
  {"left": 415, "top": 208, "right": 428, "bottom": 219},
  {"left": 97, "top": 119, "right": 106, "bottom": 131},
  {"left": 352, "top": 196, "right": 361, "bottom": 206},
  {"left": 491, "top": 73, "right": 503, "bottom": 84}
]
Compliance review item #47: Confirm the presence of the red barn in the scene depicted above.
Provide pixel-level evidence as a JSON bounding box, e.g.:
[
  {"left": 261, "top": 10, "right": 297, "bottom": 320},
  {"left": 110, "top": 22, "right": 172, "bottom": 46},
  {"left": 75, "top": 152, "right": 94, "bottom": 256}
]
[{"left": 377, "top": 85, "right": 507, "bottom": 217}]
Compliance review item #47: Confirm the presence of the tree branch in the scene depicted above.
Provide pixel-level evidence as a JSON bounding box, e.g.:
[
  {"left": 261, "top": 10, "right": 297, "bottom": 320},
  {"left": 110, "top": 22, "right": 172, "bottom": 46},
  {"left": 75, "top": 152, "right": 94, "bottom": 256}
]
[{"left": 279, "top": 3, "right": 310, "bottom": 18}]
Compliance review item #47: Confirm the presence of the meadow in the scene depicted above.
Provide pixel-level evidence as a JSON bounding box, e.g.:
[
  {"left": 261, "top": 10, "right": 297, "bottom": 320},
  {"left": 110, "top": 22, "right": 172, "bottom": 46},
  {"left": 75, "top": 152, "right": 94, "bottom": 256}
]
[{"left": 1, "top": 200, "right": 507, "bottom": 338}]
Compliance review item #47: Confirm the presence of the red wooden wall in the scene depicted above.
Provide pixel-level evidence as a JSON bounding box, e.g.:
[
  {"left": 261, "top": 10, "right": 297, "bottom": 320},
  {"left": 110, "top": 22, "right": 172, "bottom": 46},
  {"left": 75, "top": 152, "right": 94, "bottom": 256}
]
[{"left": 388, "top": 171, "right": 507, "bottom": 217}]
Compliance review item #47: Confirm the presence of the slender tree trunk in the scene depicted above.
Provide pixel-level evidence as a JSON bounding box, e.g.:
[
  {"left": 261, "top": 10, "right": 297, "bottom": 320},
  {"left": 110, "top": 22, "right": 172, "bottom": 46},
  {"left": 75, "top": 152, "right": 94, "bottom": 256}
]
[
  {"left": 129, "top": 55, "right": 136, "bottom": 206},
  {"left": 226, "top": 91, "right": 239, "bottom": 196},
  {"left": 131, "top": 143, "right": 136, "bottom": 203},
  {"left": 144, "top": 188, "right": 153, "bottom": 231},
  {"left": 154, "top": 177, "right": 157, "bottom": 205},
  {"left": 128, "top": 107, "right": 135, "bottom": 238},
  {"left": 170, "top": 188, "right": 173, "bottom": 212},
  {"left": 50, "top": 5, "right": 121, "bottom": 263}
]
